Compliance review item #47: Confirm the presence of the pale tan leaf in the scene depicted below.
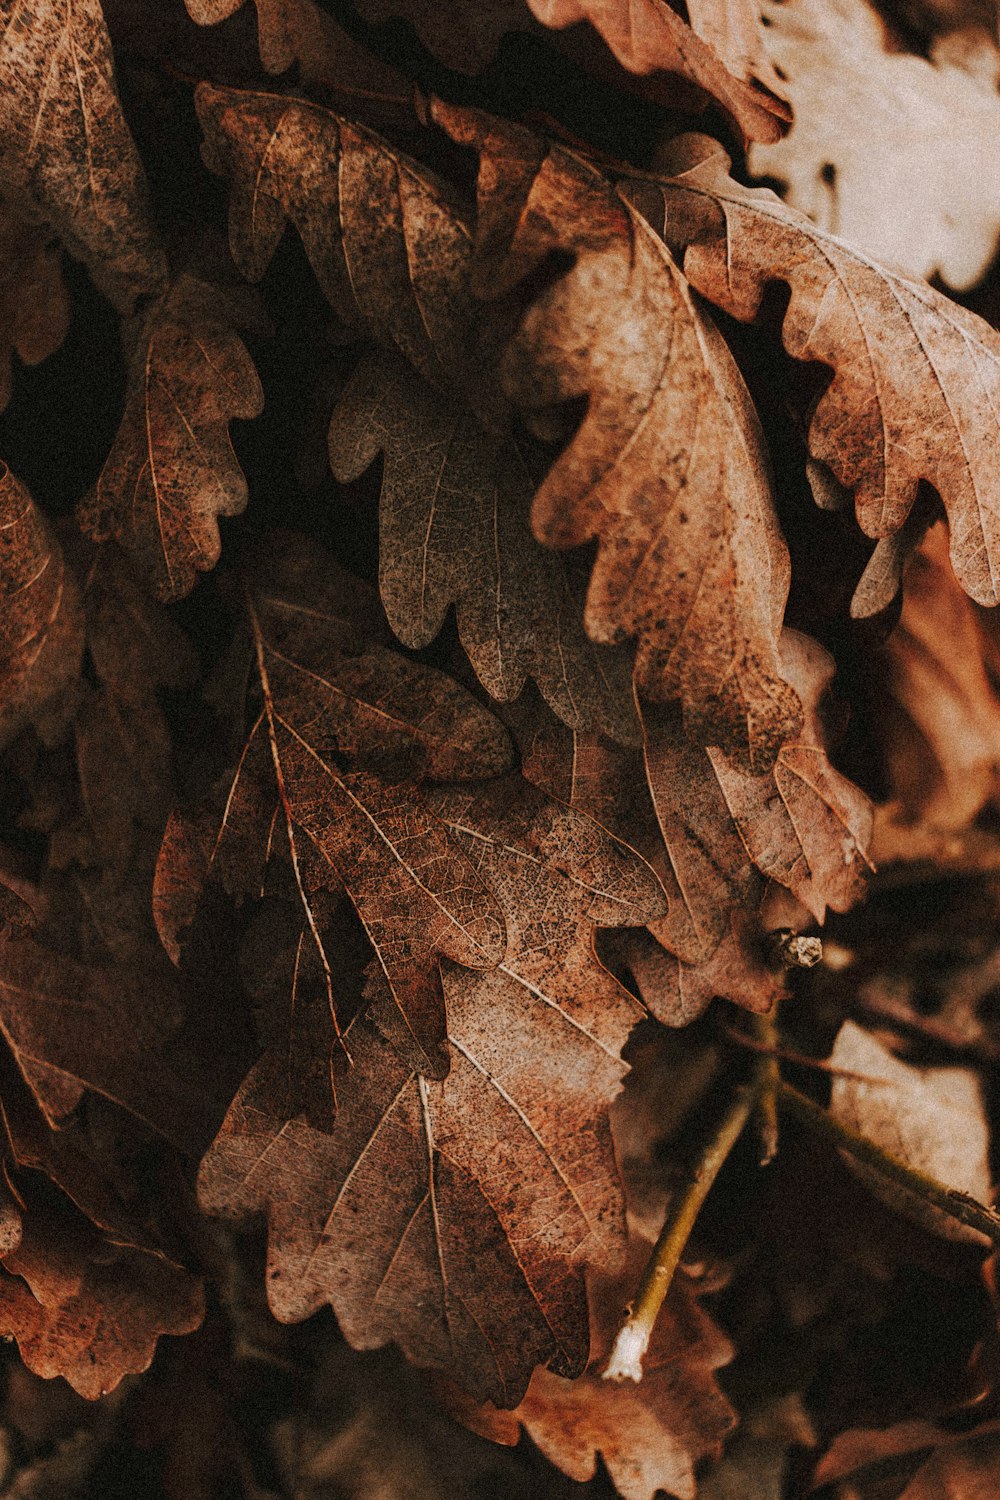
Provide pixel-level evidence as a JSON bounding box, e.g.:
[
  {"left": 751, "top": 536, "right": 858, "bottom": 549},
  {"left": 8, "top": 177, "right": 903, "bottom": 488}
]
[
  {"left": 747, "top": 0, "right": 1000, "bottom": 290},
  {"left": 829, "top": 1020, "right": 994, "bottom": 1244}
]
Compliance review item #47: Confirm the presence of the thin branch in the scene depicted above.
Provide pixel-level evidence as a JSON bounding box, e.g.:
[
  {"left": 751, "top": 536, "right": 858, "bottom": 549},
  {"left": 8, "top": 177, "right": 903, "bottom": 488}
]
[
  {"left": 603, "top": 1084, "right": 755, "bottom": 1383},
  {"left": 751, "top": 1012, "right": 780, "bottom": 1166},
  {"left": 777, "top": 1081, "right": 1000, "bottom": 1244}
]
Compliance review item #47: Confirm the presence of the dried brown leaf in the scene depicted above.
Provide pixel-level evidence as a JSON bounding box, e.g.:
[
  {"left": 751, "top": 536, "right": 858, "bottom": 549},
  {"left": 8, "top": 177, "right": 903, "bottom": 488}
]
[
  {"left": 79, "top": 276, "right": 264, "bottom": 601},
  {"left": 198, "top": 774, "right": 662, "bottom": 1404},
  {"left": 0, "top": 1196, "right": 203, "bottom": 1400},
  {"left": 873, "top": 523, "right": 1000, "bottom": 843},
  {"left": 196, "top": 84, "right": 497, "bottom": 424},
  {"left": 328, "top": 351, "right": 638, "bottom": 743},
  {"left": 829, "top": 1020, "right": 994, "bottom": 1244},
  {"left": 436, "top": 106, "right": 800, "bottom": 769},
  {"left": 640, "top": 133, "right": 1000, "bottom": 609},
  {"left": 155, "top": 537, "right": 512, "bottom": 1077},
  {"left": 357, "top": 0, "right": 787, "bottom": 142},
  {"left": 0, "top": 932, "right": 220, "bottom": 1154},
  {"left": 0, "top": 0, "right": 166, "bottom": 311},
  {"left": 448, "top": 1258, "right": 735, "bottom": 1500},
  {"left": 811, "top": 1418, "right": 1000, "bottom": 1499}
]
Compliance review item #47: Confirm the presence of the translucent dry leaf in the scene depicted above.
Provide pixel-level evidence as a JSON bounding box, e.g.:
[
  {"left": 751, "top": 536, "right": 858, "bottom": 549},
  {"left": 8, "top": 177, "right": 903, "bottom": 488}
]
[
  {"left": 829, "top": 1019, "right": 994, "bottom": 1244},
  {"left": 0, "top": 464, "right": 83, "bottom": 751}
]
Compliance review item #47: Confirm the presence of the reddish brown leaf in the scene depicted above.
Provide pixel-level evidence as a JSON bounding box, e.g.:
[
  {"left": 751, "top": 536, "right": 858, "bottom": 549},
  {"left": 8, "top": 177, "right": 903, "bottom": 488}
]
[
  {"left": 155, "top": 537, "right": 512, "bottom": 1077},
  {"left": 78, "top": 276, "right": 264, "bottom": 601},
  {"left": 0, "top": 464, "right": 84, "bottom": 750},
  {"left": 448, "top": 1257, "right": 735, "bottom": 1500},
  {"left": 0, "top": 1195, "right": 203, "bottom": 1400},
  {"left": 637, "top": 132, "right": 1000, "bottom": 609},
  {"left": 0, "top": 0, "right": 167, "bottom": 311},
  {"left": 198, "top": 773, "right": 663, "bottom": 1405},
  {"left": 436, "top": 106, "right": 800, "bottom": 769}
]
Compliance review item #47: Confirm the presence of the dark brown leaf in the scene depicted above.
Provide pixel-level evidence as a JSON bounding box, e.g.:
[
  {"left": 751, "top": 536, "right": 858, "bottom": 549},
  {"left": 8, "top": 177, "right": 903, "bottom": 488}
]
[
  {"left": 328, "top": 351, "right": 638, "bottom": 743},
  {"left": 155, "top": 537, "right": 512, "bottom": 1077},
  {"left": 0, "top": 465, "right": 83, "bottom": 750}
]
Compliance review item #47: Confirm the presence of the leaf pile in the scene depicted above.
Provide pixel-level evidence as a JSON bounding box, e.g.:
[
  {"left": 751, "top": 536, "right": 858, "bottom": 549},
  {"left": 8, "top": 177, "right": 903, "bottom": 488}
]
[{"left": 2, "top": 0, "right": 1000, "bottom": 1497}]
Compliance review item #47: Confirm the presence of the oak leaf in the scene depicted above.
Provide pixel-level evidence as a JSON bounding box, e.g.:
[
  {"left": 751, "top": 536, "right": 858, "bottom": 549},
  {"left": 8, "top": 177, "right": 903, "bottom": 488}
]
[
  {"left": 437, "top": 105, "right": 801, "bottom": 769},
  {"left": 328, "top": 350, "right": 638, "bottom": 743},
  {"left": 873, "top": 523, "right": 1000, "bottom": 851},
  {"left": 198, "top": 774, "right": 662, "bottom": 1404},
  {"left": 447, "top": 1258, "right": 735, "bottom": 1500},
  {"left": 356, "top": 0, "right": 788, "bottom": 143},
  {"left": 78, "top": 275, "right": 264, "bottom": 601},
  {"left": 184, "top": 0, "right": 416, "bottom": 116},
  {"left": 196, "top": 84, "right": 496, "bottom": 422},
  {"left": 829, "top": 1020, "right": 994, "bottom": 1245},
  {"left": 0, "top": 1195, "right": 203, "bottom": 1400},
  {"left": 0, "top": 207, "right": 69, "bottom": 413},
  {"left": 639, "top": 133, "right": 1000, "bottom": 609},
  {"left": 748, "top": 0, "right": 1000, "bottom": 290},
  {"left": 0, "top": 931, "right": 221, "bottom": 1155},
  {"left": 0, "top": 0, "right": 167, "bottom": 311},
  {"left": 154, "top": 537, "right": 512, "bottom": 1078},
  {"left": 811, "top": 1418, "right": 1000, "bottom": 1499},
  {"left": 0, "top": 465, "right": 84, "bottom": 751}
]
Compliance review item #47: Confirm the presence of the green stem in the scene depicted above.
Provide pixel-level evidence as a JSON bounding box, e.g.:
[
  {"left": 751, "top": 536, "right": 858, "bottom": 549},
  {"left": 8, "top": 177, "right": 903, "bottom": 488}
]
[
  {"left": 603, "top": 1085, "right": 755, "bottom": 1383},
  {"left": 777, "top": 1081, "right": 1000, "bottom": 1243}
]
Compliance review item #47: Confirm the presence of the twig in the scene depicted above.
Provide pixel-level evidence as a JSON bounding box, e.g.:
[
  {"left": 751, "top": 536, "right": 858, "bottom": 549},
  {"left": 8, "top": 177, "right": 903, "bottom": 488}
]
[
  {"left": 777, "top": 1081, "right": 1000, "bottom": 1243},
  {"left": 751, "top": 1012, "right": 780, "bottom": 1166},
  {"left": 603, "top": 1085, "right": 755, "bottom": 1383}
]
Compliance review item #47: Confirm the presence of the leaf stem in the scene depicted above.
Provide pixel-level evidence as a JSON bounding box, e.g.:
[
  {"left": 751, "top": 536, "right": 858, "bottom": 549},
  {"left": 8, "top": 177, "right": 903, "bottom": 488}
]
[
  {"left": 777, "top": 1081, "right": 1000, "bottom": 1244},
  {"left": 603, "top": 1084, "right": 755, "bottom": 1383}
]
